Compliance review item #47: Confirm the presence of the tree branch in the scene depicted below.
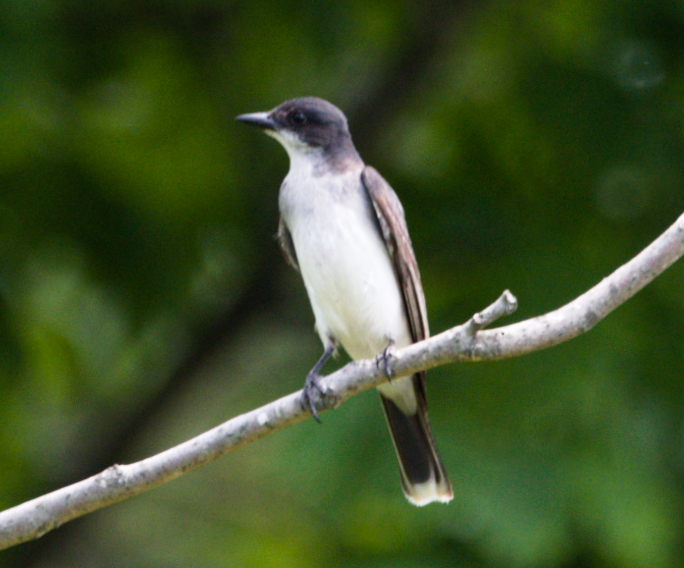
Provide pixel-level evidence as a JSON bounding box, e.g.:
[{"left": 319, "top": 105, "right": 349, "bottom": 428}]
[{"left": 2, "top": 211, "right": 683, "bottom": 550}]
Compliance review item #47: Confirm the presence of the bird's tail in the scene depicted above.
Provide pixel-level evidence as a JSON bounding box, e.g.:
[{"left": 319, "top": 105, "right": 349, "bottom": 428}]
[{"left": 379, "top": 375, "right": 453, "bottom": 506}]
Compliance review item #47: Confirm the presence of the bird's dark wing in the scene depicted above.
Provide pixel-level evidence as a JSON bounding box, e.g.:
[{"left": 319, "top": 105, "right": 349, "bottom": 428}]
[
  {"left": 361, "top": 166, "right": 429, "bottom": 344},
  {"left": 363, "top": 167, "right": 451, "bottom": 504},
  {"left": 277, "top": 217, "right": 299, "bottom": 272}
]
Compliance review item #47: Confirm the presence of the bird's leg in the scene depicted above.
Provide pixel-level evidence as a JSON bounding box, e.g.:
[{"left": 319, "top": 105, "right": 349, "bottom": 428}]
[
  {"left": 302, "top": 344, "right": 335, "bottom": 423},
  {"left": 376, "top": 338, "right": 395, "bottom": 382}
]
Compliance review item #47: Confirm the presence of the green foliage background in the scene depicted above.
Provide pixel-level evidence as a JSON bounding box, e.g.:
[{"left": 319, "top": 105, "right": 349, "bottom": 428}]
[{"left": 2, "top": 1, "right": 684, "bottom": 566}]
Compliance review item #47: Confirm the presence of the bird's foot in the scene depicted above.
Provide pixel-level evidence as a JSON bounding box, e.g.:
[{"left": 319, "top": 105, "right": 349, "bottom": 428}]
[
  {"left": 376, "top": 338, "right": 395, "bottom": 381},
  {"left": 301, "top": 370, "right": 326, "bottom": 423},
  {"left": 301, "top": 344, "right": 335, "bottom": 423}
]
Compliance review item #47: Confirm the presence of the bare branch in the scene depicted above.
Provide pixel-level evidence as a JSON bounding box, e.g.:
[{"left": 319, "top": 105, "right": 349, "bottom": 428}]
[{"left": 1, "top": 211, "right": 683, "bottom": 551}]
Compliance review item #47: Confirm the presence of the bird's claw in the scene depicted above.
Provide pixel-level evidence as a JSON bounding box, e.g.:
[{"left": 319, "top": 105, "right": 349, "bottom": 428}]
[
  {"left": 376, "top": 338, "right": 395, "bottom": 381},
  {"left": 301, "top": 370, "right": 326, "bottom": 423},
  {"left": 301, "top": 344, "right": 335, "bottom": 423}
]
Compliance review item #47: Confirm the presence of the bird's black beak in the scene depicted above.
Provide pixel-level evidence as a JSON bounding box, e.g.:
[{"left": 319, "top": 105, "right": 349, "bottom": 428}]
[{"left": 235, "top": 112, "right": 277, "bottom": 130}]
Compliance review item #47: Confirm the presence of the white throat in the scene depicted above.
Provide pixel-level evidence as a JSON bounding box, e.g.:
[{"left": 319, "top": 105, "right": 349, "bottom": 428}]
[{"left": 267, "top": 129, "right": 328, "bottom": 178}]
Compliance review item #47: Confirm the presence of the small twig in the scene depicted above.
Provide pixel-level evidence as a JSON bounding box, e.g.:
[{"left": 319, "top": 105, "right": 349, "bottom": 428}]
[{"left": 467, "top": 290, "right": 518, "bottom": 335}]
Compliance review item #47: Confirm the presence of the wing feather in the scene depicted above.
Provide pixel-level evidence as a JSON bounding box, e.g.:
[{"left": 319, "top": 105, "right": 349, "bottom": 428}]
[
  {"left": 361, "top": 166, "right": 429, "bottom": 344},
  {"left": 277, "top": 217, "right": 299, "bottom": 271}
]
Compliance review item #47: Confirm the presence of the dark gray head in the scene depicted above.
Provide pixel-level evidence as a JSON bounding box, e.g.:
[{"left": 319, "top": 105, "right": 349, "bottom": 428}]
[{"left": 236, "top": 97, "right": 360, "bottom": 169}]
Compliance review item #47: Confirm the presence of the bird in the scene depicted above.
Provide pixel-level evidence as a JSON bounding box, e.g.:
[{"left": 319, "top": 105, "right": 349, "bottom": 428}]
[{"left": 236, "top": 97, "right": 452, "bottom": 506}]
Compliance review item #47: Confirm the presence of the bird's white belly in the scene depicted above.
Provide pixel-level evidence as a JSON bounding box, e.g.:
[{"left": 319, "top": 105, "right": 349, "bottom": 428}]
[{"left": 291, "top": 199, "right": 412, "bottom": 361}]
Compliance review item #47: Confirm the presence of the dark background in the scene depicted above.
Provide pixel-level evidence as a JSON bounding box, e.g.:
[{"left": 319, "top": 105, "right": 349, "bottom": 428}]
[{"left": 2, "top": 1, "right": 684, "bottom": 566}]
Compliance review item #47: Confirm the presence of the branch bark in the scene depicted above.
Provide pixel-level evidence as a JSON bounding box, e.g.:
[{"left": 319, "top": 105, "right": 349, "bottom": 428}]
[{"left": 1, "top": 211, "right": 683, "bottom": 551}]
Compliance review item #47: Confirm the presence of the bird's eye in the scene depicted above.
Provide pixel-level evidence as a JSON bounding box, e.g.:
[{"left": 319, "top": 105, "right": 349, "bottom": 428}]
[{"left": 291, "top": 111, "right": 307, "bottom": 126}]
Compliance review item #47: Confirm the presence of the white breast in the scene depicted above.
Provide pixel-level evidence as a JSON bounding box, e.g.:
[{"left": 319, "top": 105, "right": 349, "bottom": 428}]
[{"left": 279, "top": 161, "right": 412, "bottom": 361}]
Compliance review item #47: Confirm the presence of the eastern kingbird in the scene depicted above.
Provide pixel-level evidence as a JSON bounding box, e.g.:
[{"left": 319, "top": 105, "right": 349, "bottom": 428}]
[{"left": 236, "top": 97, "right": 452, "bottom": 506}]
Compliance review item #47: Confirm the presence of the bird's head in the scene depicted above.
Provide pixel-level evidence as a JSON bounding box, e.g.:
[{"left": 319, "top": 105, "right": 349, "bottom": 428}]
[{"left": 236, "top": 97, "right": 358, "bottom": 167}]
